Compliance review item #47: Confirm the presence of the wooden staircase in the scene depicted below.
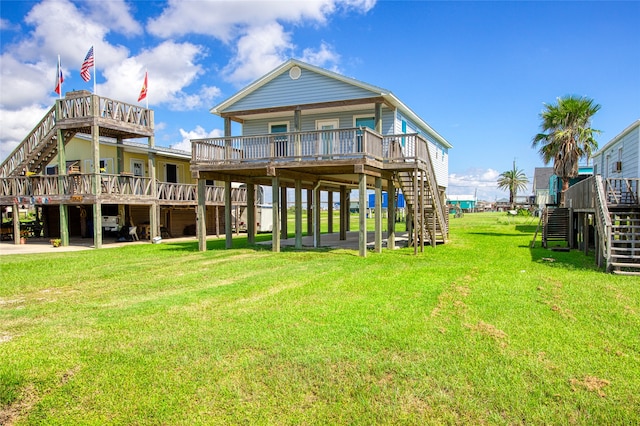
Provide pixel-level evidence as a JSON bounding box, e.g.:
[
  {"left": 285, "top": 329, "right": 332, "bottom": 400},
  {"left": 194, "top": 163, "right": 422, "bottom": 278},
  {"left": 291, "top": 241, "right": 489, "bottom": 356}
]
[
  {"left": 609, "top": 208, "right": 640, "bottom": 276},
  {"left": 395, "top": 169, "right": 448, "bottom": 246},
  {"left": 0, "top": 106, "right": 78, "bottom": 178},
  {"left": 542, "top": 207, "right": 570, "bottom": 248}
]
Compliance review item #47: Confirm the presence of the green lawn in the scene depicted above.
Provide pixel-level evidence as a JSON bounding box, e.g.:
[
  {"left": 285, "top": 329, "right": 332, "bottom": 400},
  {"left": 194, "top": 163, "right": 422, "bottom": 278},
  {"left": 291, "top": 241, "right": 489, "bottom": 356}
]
[{"left": 1, "top": 212, "right": 639, "bottom": 424}]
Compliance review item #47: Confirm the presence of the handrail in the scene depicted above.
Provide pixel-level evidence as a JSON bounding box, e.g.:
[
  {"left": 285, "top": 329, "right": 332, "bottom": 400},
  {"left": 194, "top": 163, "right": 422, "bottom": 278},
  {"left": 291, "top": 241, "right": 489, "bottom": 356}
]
[
  {"left": 594, "top": 175, "right": 613, "bottom": 270},
  {"left": 191, "top": 127, "right": 388, "bottom": 164},
  {"left": 605, "top": 178, "right": 639, "bottom": 205},
  {"left": 0, "top": 105, "right": 56, "bottom": 178}
]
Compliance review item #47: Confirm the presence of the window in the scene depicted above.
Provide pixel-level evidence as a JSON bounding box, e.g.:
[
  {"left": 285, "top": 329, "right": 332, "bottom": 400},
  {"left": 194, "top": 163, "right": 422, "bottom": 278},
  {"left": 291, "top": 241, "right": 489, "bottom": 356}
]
[
  {"left": 165, "top": 163, "right": 178, "bottom": 183},
  {"left": 131, "top": 160, "right": 144, "bottom": 177},
  {"left": 316, "top": 119, "right": 339, "bottom": 156},
  {"left": 269, "top": 122, "right": 289, "bottom": 157},
  {"left": 354, "top": 116, "right": 374, "bottom": 152},
  {"left": 84, "top": 158, "right": 113, "bottom": 173}
]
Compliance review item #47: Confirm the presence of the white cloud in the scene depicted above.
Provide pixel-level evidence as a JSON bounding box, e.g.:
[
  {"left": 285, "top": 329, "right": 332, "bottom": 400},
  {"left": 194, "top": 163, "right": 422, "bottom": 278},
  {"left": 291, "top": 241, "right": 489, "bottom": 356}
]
[
  {"left": 0, "top": 105, "right": 53, "bottom": 161},
  {"left": 448, "top": 168, "right": 505, "bottom": 201},
  {"left": 222, "top": 23, "right": 294, "bottom": 85},
  {"left": 171, "top": 126, "right": 224, "bottom": 152},
  {"left": 300, "top": 42, "right": 341, "bottom": 70},
  {"left": 84, "top": 0, "right": 143, "bottom": 36}
]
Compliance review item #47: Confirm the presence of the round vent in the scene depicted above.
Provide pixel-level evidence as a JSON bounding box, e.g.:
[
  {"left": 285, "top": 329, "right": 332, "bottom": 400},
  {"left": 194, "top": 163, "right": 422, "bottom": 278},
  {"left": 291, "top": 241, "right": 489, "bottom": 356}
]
[{"left": 289, "top": 66, "right": 302, "bottom": 80}]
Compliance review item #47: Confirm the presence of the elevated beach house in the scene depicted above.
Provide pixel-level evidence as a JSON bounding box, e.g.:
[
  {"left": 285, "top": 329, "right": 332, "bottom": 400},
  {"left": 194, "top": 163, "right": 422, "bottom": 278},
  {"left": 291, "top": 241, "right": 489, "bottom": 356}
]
[
  {"left": 0, "top": 91, "right": 245, "bottom": 247},
  {"left": 562, "top": 119, "right": 640, "bottom": 275},
  {"left": 190, "top": 59, "right": 452, "bottom": 256}
]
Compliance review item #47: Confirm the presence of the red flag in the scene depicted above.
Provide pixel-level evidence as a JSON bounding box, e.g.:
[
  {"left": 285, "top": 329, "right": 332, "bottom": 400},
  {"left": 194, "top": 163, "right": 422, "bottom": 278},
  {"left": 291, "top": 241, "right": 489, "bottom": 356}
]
[
  {"left": 80, "top": 46, "right": 94, "bottom": 82},
  {"left": 54, "top": 56, "right": 63, "bottom": 95},
  {"left": 138, "top": 71, "right": 148, "bottom": 102}
]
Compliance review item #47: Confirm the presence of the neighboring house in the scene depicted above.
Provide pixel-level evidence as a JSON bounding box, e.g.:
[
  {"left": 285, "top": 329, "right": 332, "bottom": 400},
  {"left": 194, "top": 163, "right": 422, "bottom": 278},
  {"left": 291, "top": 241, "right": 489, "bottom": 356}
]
[
  {"left": 548, "top": 166, "right": 593, "bottom": 206},
  {"left": 191, "top": 59, "right": 452, "bottom": 255},
  {"left": 0, "top": 90, "right": 245, "bottom": 246},
  {"left": 555, "top": 119, "right": 640, "bottom": 275},
  {"left": 447, "top": 194, "right": 476, "bottom": 212},
  {"left": 532, "top": 167, "right": 554, "bottom": 209},
  {"left": 592, "top": 119, "right": 640, "bottom": 179}
]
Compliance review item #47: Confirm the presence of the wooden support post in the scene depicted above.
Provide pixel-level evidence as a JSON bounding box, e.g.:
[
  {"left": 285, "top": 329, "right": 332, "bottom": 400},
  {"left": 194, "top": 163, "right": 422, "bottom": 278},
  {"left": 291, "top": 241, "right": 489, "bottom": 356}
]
[
  {"left": 375, "top": 176, "right": 382, "bottom": 253},
  {"left": 295, "top": 180, "right": 302, "bottom": 249},
  {"left": 197, "top": 178, "right": 207, "bottom": 251},
  {"left": 359, "top": 173, "right": 367, "bottom": 257},
  {"left": 91, "top": 118, "right": 102, "bottom": 249},
  {"left": 56, "top": 109, "right": 69, "bottom": 246},
  {"left": 225, "top": 180, "right": 232, "bottom": 249},
  {"left": 340, "top": 185, "right": 347, "bottom": 241},
  {"left": 12, "top": 202, "right": 20, "bottom": 245},
  {"left": 327, "top": 191, "right": 334, "bottom": 234},
  {"left": 387, "top": 179, "right": 396, "bottom": 250},
  {"left": 413, "top": 170, "right": 418, "bottom": 255},
  {"left": 374, "top": 102, "right": 383, "bottom": 134},
  {"left": 583, "top": 213, "right": 589, "bottom": 255},
  {"left": 272, "top": 177, "right": 280, "bottom": 252},
  {"left": 306, "top": 189, "right": 313, "bottom": 236},
  {"left": 148, "top": 152, "right": 157, "bottom": 239},
  {"left": 281, "top": 186, "right": 288, "bottom": 239},
  {"left": 247, "top": 183, "right": 255, "bottom": 244},
  {"left": 116, "top": 137, "right": 124, "bottom": 174},
  {"left": 314, "top": 187, "right": 321, "bottom": 248}
]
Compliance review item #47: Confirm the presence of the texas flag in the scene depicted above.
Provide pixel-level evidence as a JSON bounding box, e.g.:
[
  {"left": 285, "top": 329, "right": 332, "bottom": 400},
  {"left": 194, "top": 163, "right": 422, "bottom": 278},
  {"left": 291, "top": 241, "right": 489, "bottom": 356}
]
[
  {"left": 138, "top": 71, "right": 148, "bottom": 102},
  {"left": 54, "top": 56, "right": 63, "bottom": 95}
]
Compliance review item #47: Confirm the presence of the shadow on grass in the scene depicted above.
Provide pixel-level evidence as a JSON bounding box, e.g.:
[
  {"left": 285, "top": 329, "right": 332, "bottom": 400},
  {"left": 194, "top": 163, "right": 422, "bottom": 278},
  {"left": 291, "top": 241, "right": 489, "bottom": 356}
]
[{"left": 529, "top": 245, "right": 601, "bottom": 272}]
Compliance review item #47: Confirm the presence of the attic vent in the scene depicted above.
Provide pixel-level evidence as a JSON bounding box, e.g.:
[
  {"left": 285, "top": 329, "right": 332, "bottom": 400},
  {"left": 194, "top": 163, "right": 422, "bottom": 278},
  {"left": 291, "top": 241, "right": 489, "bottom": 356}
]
[{"left": 289, "top": 66, "right": 301, "bottom": 80}]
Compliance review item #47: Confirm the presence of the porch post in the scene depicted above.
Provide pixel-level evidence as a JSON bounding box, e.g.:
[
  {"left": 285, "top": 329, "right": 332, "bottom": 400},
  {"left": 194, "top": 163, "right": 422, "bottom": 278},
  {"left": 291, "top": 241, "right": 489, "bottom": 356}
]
[
  {"left": 413, "top": 169, "right": 418, "bottom": 255},
  {"left": 197, "top": 178, "right": 207, "bottom": 251},
  {"left": 339, "top": 185, "right": 347, "bottom": 241},
  {"left": 375, "top": 176, "right": 382, "bottom": 253},
  {"left": 306, "top": 189, "right": 313, "bottom": 236},
  {"left": 295, "top": 179, "right": 302, "bottom": 249},
  {"left": 272, "top": 176, "right": 280, "bottom": 252},
  {"left": 280, "top": 187, "right": 288, "bottom": 239},
  {"left": 56, "top": 101, "right": 69, "bottom": 247},
  {"left": 327, "top": 191, "right": 334, "bottom": 233},
  {"left": 148, "top": 151, "right": 157, "bottom": 239},
  {"left": 374, "top": 102, "right": 383, "bottom": 133},
  {"left": 388, "top": 178, "right": 396, "bottom": 250},
  {"left": 359, "top": 173, "right": 367, "bottom": 257},
  {"left": 116, "top": 137, "right": 124, "bottom": 174},
  {"left": 247, "top": 182, "right": 255, "bottom": 244},
  {"left": 225, "top": 179, "right": 232, "bottom": 249},
  {"left": 12, "top": 201, "right": 20, "bottom": 245},
  {"left": 91, "top": 102, "right": 102, "bottom": 249},
  {"left": 313, "top": 187, "right": 321, "bottom": 248}
]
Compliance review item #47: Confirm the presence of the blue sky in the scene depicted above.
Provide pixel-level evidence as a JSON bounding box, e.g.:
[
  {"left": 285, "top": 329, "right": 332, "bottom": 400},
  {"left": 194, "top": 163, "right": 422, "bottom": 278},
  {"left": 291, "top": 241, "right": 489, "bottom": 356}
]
[{"left": 1, "top": 0, "right": 638, "bottom": 201}]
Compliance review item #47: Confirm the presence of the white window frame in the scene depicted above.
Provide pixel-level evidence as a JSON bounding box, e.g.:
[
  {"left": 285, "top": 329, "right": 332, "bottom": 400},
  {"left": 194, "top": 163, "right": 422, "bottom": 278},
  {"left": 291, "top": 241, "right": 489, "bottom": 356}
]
[
  {"left": 131, "top": 159, "right": 145, "bottom": 177},
  {"left": 352, "top": 114, "right": 375, "bottom": 128},
  {"left": 268, "top": 121, "right": 289, "bottom": 133},
  {"left": 84, "top": 158, "right": 114, "bottom": 174}
]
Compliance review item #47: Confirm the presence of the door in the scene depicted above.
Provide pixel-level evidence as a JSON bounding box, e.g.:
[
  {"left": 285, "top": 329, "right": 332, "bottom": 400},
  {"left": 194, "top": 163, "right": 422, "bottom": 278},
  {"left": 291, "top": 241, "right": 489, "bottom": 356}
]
[
  {"left": 316, "top": 119, "right": 339, "bottom": 156},
  {"left": 165, "top": 164, "right": 178, "bottom": 183},
  {"left": 355, "top": 116, "right": 374, "bottom": 152},
  {"left": 270, "top": 123, "right": 288, "bottom": 157}
]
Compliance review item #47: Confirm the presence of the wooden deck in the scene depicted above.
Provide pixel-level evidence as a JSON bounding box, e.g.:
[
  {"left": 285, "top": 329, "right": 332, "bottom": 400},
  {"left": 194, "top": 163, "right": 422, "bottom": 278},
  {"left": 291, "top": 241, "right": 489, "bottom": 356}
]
[{"left": 0, "top": 174, "right": 246, "bottom": 206}]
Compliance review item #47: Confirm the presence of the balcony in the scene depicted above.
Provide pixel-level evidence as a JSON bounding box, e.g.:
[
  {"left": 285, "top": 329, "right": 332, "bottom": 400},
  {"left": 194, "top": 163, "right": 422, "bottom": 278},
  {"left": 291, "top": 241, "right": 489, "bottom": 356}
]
[
  {"left": 0, "top": 174, "right": 246, "bottom": 206},
  {"left": 191, "top": 128, "right": 431, "bottom": 172}
]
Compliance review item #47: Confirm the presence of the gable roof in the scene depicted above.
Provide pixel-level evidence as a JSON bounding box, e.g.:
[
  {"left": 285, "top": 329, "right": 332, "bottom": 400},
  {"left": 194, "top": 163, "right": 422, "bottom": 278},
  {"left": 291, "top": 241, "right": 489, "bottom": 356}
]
[
  {"left": 592, "top": 119, "right": 640, "bottom": 158},
  {"left": 211, "top": 59, "right": 452, "bottom": 149}
]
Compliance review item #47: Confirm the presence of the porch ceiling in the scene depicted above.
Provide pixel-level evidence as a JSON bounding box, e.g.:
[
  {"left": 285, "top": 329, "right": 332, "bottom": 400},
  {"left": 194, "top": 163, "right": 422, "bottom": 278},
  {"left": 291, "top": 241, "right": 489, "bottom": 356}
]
[{"left": 220, "top": 97, "right": 390, "bottom": 123}]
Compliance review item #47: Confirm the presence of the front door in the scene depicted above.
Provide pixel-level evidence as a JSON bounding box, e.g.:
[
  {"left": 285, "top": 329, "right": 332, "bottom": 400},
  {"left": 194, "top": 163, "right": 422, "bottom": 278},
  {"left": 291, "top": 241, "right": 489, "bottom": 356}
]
[{"left": 316, "top": 119, "right": 339, "bottom": 156}]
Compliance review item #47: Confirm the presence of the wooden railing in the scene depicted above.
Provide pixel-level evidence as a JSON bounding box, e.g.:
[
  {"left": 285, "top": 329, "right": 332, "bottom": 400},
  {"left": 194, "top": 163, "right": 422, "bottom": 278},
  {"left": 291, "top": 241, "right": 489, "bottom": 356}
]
[
  {"left": 564, "top": 177, "right": 595, "bottom": 210},
  {"left": 605, "top": 178, "right": 639, "bottom": 205},
  {"left": 0, "top": 174, "right": 245, "bottom": 205},
  {"left": 0, "top": 106, "right": 56, "bottom": 178},
  {"left": 192, "top": 127, "right": 389, "bottom": 164},
  {"left": 594, "top": 176, "right": 613, "bottom": 269},
  {"left": 59, "top": 94, "right": 152, "bottom": 128}
]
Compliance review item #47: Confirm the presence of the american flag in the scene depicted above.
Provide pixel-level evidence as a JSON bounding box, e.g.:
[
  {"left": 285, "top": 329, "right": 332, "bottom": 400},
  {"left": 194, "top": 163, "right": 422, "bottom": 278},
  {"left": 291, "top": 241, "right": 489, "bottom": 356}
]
[{"left": 80, "top": 46, "right": 94, "bottom": 82}]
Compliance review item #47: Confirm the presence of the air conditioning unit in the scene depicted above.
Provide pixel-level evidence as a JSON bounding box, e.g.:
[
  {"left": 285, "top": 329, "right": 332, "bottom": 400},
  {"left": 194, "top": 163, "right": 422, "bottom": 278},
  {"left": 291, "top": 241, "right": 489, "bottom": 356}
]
[{"left": 614, "top": 161, "right": 622, "bottom": 172}]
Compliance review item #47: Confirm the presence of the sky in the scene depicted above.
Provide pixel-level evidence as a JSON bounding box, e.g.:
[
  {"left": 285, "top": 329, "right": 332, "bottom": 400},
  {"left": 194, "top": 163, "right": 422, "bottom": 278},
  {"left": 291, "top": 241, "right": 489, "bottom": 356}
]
[{"left": 1, "top": 0, "right": 639, "bottom": 201}]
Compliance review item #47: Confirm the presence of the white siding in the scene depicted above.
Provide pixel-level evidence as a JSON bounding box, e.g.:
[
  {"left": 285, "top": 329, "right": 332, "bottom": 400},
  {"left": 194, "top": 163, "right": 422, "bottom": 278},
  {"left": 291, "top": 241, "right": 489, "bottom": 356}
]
[{"left": 592, "top": 121, "right": 640, "bottom": 179}]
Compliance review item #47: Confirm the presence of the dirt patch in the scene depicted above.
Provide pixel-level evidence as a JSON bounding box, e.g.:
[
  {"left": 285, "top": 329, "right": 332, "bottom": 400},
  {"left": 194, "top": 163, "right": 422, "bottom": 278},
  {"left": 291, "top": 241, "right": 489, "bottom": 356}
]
[
  {"left": 0, "top": 334, "right": 12, "bottom": 344},
  {"left": 468, "top": 321, "right": 509, "bottom": 347},
  {"left": 538, "top": 279, "right": 575, "bottom": 320},
  {"left": 569, "top": 376, "right": 610, "bottom": 397},
  {"left": 0, "top": 384, "right": 39, "bottom": 426}
]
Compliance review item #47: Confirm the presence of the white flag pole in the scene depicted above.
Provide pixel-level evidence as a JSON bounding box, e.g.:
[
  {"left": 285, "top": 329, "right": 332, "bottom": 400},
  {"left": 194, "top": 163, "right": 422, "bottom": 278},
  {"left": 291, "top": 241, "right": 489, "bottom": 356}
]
[
  {"left": 57, "top": 55, "right": 62, "bottom": 99},
  {"left": 93, "top": 47, "right": 97, "bottom": 95}
]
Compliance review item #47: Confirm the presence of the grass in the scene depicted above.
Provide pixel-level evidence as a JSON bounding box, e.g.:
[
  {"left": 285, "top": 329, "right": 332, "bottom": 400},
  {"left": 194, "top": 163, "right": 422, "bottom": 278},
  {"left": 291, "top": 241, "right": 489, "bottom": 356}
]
[{"left": 1, "top": 212, "right": 639, "bottom": 425}]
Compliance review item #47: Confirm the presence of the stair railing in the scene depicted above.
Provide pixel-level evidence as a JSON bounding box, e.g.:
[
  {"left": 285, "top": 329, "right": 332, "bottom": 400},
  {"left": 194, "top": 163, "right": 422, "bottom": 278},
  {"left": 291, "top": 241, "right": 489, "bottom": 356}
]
[{"left": 594, "top": 175, "right": 613, "bottom": 270}]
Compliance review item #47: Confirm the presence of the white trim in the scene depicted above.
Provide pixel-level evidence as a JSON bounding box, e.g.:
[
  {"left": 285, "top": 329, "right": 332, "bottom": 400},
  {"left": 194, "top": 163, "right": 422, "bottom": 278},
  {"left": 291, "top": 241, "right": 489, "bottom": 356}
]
[
  {"left": 316, "top": 119, "right": 339, "bottom": 130},
  {"left": 131, "top": 159, "right": 145, "bottom": 176},
  {"left": 352, "top": 114, "right": 375, "bottom": 128},
  {"left": 268, "top": 121, "right": 289, "bottom": 132},
  {"left": 84, "top": 158, "right": 113, "bottom": 174}
]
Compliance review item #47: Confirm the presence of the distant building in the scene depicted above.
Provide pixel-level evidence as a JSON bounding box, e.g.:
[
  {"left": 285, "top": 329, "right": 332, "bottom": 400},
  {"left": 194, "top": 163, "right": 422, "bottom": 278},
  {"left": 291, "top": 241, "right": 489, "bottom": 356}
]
[{"left": 447, "top": 194, "right": 476, "bottom": 212}]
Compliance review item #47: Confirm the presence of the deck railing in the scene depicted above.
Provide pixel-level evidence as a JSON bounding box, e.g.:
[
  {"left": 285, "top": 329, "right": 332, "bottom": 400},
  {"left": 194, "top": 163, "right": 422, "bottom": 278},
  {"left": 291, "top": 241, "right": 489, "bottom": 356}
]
[
  {"left": 605, "top": 178, "right": 639, "bottom": 205},
  {"left": 0, "top": 174, "right": 244, "bottom": 204},
  {"left": 59, "top": 94, "right": 152, "bottom": 128},
  {"left": 191, "top": 127, "right": 404, "bottom": 164},
  {"left": 564, "top": 177, "right": 595, "bottom": 210}
]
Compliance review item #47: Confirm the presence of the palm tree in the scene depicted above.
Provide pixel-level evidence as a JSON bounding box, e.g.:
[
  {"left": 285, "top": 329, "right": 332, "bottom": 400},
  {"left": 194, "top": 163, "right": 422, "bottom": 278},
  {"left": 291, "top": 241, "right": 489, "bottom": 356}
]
[
  {"left": 532, "top": 95, "right": 600, "bottom": 206},
  {"left": 497, "top": 161, "right": 529, "bottom": 210}
]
